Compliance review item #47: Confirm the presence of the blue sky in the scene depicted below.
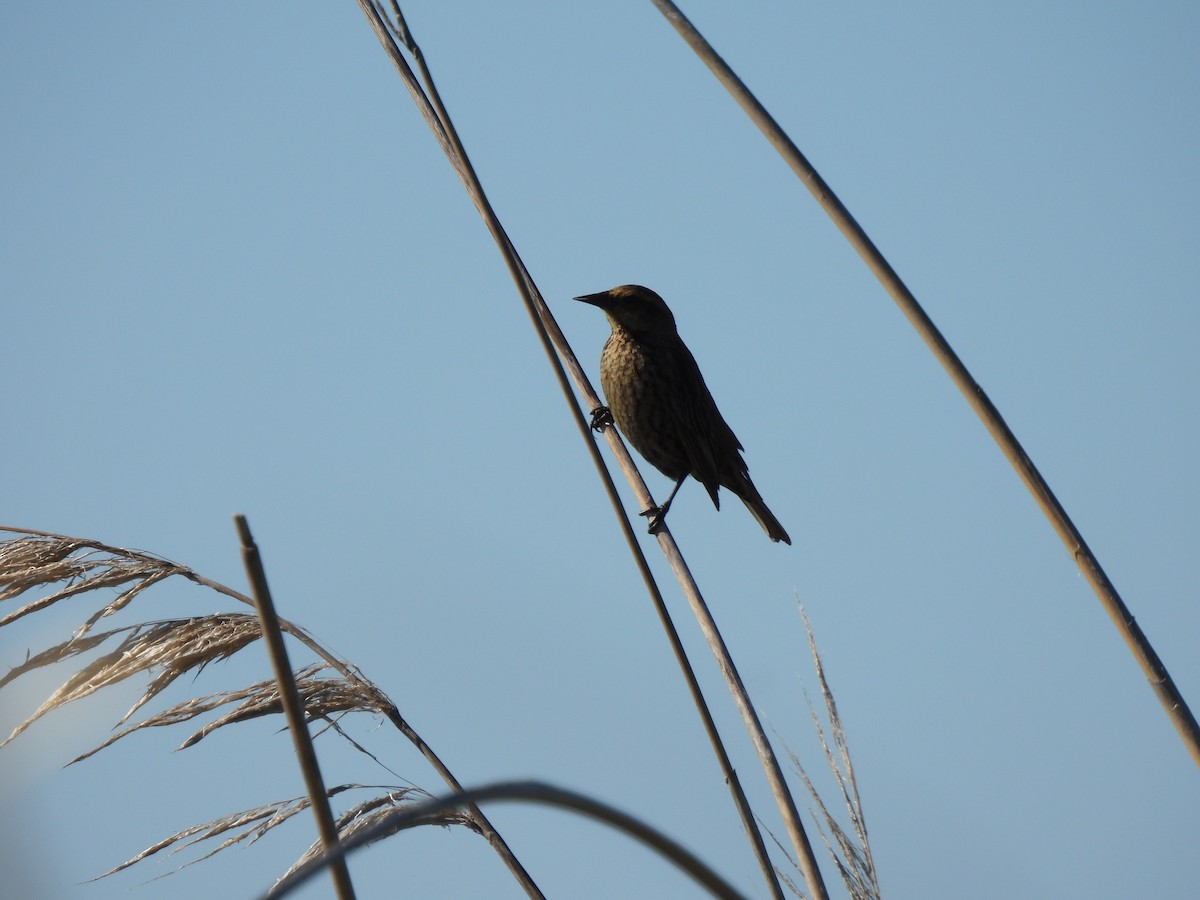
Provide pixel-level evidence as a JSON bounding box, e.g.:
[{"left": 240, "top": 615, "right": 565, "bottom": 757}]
[{"left": 2, "top": 3, "right": 1197, "bottom": 898}]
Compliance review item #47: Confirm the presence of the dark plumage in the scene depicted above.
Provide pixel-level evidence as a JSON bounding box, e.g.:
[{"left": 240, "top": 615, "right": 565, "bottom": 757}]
[{"left": 575, "top": 284, "right": 791, "bottom": 544}]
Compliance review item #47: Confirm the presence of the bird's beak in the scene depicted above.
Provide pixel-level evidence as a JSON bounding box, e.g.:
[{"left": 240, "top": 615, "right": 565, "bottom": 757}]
[{"left": 574, "top": 291, "right": 612, "bottom": 309}]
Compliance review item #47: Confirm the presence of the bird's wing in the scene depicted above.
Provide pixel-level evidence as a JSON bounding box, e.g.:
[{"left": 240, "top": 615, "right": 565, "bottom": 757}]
[{"left": 671, "top": 345, "right": 745, "bottom": 509}]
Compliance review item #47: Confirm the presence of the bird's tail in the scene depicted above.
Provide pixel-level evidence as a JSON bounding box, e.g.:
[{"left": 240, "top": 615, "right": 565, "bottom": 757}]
[{"left": 729, "top": 476, "right": 791, "bottom": 545}]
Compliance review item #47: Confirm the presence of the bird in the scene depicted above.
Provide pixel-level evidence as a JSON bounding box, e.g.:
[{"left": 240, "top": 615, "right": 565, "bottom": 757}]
[{"left": 574, "top": 284, "right": 791, "bottom": 544}]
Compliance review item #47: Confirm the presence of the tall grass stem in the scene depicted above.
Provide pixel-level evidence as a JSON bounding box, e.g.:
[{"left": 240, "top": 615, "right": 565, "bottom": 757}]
[
  {"left": 234, "top": 515, "right": 356, "bottom": 900},
  {"left": 649, "top": 0, "right": 1200, "bottom": 769}
]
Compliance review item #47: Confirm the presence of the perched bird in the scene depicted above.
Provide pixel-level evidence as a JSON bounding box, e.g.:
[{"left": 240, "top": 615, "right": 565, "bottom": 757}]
[{"left": 575, "top": 284, "right": 791, "bottom": 544}]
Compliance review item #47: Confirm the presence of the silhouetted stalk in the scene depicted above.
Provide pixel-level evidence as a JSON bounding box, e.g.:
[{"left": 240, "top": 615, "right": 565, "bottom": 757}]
[
  {"left": 649, "top": 0, "right": 1200, "bottom": 770},
  {"left": 267, "top": 781, "right": 749, "bottom": 900},
  {"left": 235, "top": 515, "right": 356, "bottom": 900}
]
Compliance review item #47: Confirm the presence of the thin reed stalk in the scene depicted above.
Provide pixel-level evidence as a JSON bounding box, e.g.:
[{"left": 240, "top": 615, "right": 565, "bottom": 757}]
[
  {"left": 354, "top": 2, "right": 822, "bottom": 896},
  {"left": 648, "top": 0, "right": 1200, "bottom": 770},
  {"left": 235, "top": 515, "right": 356, "bottom": 900},
  {"left": 267, "top": 781, "right": 750, "bottom": 900}
]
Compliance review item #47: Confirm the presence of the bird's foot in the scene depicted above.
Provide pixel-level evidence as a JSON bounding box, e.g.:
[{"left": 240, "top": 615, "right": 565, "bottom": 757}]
[
  {"left": 639, "top": 504, "right": 668, "bottom": 535},
  {"left": 589, "top": 405, "right": 614, "bottom": 432}
]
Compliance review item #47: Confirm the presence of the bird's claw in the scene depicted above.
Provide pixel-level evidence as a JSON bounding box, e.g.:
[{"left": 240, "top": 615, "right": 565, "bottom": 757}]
[
  {"left": 639, "top": 505, "right": 667, "bottom": 535},
  {"left": 590, "top": 405, "right": 614, "bottom": 432}
]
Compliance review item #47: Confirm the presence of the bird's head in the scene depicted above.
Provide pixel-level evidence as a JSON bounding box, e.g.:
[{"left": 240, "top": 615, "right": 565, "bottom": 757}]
[{"left": 574, "top": 284, "right": 678, "bottom": 340}]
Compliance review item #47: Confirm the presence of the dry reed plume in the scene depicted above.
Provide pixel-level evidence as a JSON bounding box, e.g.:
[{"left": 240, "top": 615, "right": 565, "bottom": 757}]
[{"left": 0, "top": 526, "right": 533, "bottom": 892}]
